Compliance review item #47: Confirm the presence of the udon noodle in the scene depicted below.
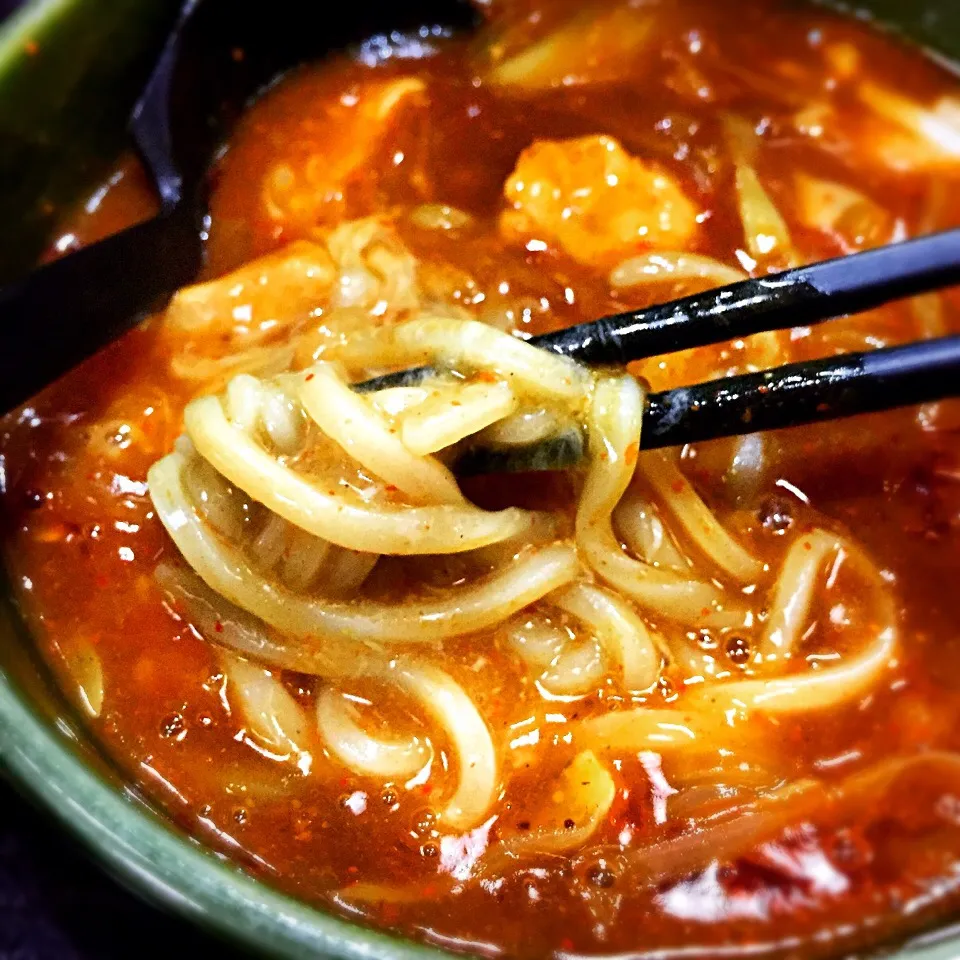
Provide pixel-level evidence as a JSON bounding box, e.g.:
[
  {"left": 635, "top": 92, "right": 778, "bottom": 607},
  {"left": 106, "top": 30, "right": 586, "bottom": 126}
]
[{"left": 147, "top": 223, "right": 898, "bottom": 846}]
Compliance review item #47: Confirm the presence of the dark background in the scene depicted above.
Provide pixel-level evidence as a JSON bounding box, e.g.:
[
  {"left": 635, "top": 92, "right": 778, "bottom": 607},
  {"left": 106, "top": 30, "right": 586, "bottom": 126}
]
[{"left": 0, "top": 0, "right": 226, "bottom": 956}]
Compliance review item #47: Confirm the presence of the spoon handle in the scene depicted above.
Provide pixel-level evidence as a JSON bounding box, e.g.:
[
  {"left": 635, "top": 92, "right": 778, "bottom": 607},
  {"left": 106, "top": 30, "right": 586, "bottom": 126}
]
[{"left": 0, "top": 210, "right": 199, "bottom": 414}]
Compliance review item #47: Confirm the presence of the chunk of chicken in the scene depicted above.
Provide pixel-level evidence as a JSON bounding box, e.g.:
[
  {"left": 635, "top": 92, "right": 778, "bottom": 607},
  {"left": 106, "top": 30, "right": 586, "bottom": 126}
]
[{"left": 501, "top": 135, "right": 700, "bottom": 268}]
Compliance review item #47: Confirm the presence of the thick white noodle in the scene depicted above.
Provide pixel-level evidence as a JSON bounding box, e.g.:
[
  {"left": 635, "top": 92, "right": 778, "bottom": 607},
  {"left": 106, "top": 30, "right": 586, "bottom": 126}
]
[
  {"left": 552, "top": 582, "right": 660, "bottom": 691},
  {"left": 316, "top": 687, "right": 430, "bottom": 779},
  {"left": 577, "top": 375, "right": 746, "bottom": 627},
  {"left": 393, "top": 663, "right": 498, "bottom": 830},
  {"left": 400, "top": 381, "right": 518, "bottom": 455},
  {"left": 334, "top": 317, "right": 589, "bottom": 403},
  {"left": 610, "top": 252, "right": 747, "bottom": 290},
  {"left": 150, "top": 451, "right": 581, "bottom": 644},
  {"left": 183, "top": 395, "right": 531, "bottom": 555},
  {"left": 702, "top": 625, "right": 897, "bottom": 713},
  {"left": 299, "top": 363, "right": 463, "bottom": 505},
  {"left": 758, "top": 529, "right": 841, "bottom": 661},
  {"left": 698, "top": 535, "right": 898, "bottom": 713},
  {"left": 221, "top": 650, "right": 314, "bottom": 769},
  {"left": 614, "top": 491, "right": 689, "bottom": 572},
  {"left": 641, "top": 451, "right": 762, "bottom": 583}
]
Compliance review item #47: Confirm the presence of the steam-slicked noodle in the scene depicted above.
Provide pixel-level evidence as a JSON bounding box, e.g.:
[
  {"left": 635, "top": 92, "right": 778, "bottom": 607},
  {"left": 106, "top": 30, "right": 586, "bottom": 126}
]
[
  {"left": 478, "top": 407, "right": 564, "bottom": 447},
  {"left": 273, "top": 525, "right": 332, "bottom": 593},
  {"left": 485, "top": 5, "right": 655, "bottom": 91},
  {"left": 641, "top": 451, "right": 763, "bottom": 583},
  {"left": 316, "top": 687, "right": 430, "bottom": 780},
  {"left": 155, "top": 561, "right": 364, "bottom": 677},
  {"left": 161, "top": 566, "right": 489, "bottom": 825},
  {"left": 337, "top": 317, "right": 588, "bottom": 403},
  {"left": 393, "top": 664, "right": 497, "bottom": 830},
  {"left": 259, "top": 376, "right": 307, "bottom": 454},
  {"left": 150, "top": 451, "right": 580, "bottom": 644},
  {"left": 702, "top": 624, "right": 897, "bottom": 714},
  {"left": 221, "top": 651, "right": 313, "bottom": 769},
  {"left": 506, "top": 615, "right": 568, "bottom": 667},
  {"left": 298, "top": 363, "right": 463, "bottom": 505},
  {"left": 183, "top": 395, "right": 531, "bottom": 555},
  {"left": 577, "top": 375, "right": 746, "bottom": 627},
  {"left": 758, "top": 529, "right": 841, "bottom": 661},
  {"left": 540, "top": 638, "right": 605, "bottom": 696},
  {"left": 703, "top": 533, "right": 899, "bottom": 712},
  {"left": 578, "top": 707, "right": 750, "bottom": 758},
  {"left": 400, "top": 380, "right": 519, "bottom": 456},
  {"left": 248, "top": 512, "right": 376, "bottom": 597},
  {"left": 319, "top": 547, "right": 380, "bottom": 598},
  {"left": 481, "top": 751, "right": 615, "bottom": 872},
  {"left": 181, "top": 454, "right": 251, "bottom": 539},
  {"left": 610, "top": 252, "right": 747, "bottom": 290},
  {"left": 368, "top": 386, "right": 434, "bottom": 419},
  {"left": 552, "top": 582, "right": 661, "bottom": 691},
  {"left": 614, "top": 491, "right": 689, "bottom": 572}
]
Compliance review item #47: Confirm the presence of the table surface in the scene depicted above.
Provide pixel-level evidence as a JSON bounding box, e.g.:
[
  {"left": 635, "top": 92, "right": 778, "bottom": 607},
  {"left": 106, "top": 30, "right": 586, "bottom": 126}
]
[
  {"left": 0, "top": 787, "right": 223, "bottom": 959},
  {"left": 0, "top": 1, "right": 236, "bottom": 957}
]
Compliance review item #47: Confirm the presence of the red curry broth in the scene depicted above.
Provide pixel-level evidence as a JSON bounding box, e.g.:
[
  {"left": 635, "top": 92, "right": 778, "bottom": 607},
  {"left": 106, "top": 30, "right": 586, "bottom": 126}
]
[{"left": 4, "top": 0, "right": 960, "bottom": 956}]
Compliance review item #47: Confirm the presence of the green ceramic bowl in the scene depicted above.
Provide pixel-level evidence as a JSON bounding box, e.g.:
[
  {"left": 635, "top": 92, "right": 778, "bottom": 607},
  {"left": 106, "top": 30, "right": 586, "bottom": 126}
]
[{"left": 3, "top": 1, "right": 960, "bottom": 958}]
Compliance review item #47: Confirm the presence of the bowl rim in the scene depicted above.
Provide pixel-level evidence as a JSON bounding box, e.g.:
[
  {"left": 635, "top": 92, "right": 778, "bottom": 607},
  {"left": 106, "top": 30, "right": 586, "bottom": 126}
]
[
  {"left": 0, "top": 659, "right": 453, "bottom": 960},
  {"left": 1, "top": 2, "right": 960, "bottom": 959}
]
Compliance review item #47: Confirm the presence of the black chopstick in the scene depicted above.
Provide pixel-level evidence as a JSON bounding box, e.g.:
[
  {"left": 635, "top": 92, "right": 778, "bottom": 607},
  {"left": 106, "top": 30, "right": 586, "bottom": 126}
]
[
  {"left": 642, "top": 334, "right": 960, "bottom": 448},
  {"left": 356, "top": 228, "right": 960, "bottom": 394},
  {"left": 452, "top": 336, "right": 960, "bottom": 474}
]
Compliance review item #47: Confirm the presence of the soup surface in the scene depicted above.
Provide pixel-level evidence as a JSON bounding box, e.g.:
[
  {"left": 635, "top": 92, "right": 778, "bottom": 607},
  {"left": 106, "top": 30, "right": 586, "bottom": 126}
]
[{"left": 5, "top": 1, "right": 960, "bottom": 957}]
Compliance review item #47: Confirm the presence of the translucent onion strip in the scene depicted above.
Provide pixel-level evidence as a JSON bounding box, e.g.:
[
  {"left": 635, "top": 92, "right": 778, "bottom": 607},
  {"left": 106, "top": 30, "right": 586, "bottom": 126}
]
[
  {"left": 577, "top": 375, "right": 746, "bottom": 627},
  {"left": 316, "top": 687, "right": 430, "bottom": 780},
  {"left": 641, "top": 451, "right": 763, "bottom": 583},
  {"left": 481, "top": 751, "right": 615, "bottom": 872},
  {"left": 150, "top": 452, "right": 581, "bottom": 645},
  {"left": 400, "top": 380, "right": 519, "bottom": 456},
  {"left": 610, "top": 252, "right": 746, "bottom": 290},
  {"left": 299, "top": 363, "right": 463, "bottom": 505},
  {"left": 183, "top": 397, "right": 531, "bottom": 555},
  {"left": 626, "top": 751, "right": 960, "bottom": 887},
  {"left": 552, "top": 582, "right": 661, "bottom": 691},
  {"left": 723, "top": 114, "right": 797, "bottom": 269}
]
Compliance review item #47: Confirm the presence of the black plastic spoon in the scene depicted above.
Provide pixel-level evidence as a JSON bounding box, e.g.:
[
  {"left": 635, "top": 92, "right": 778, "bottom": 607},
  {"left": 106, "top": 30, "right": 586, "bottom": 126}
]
[{"left": 0, "top": 0, "right": 475, "bottom": 413}]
